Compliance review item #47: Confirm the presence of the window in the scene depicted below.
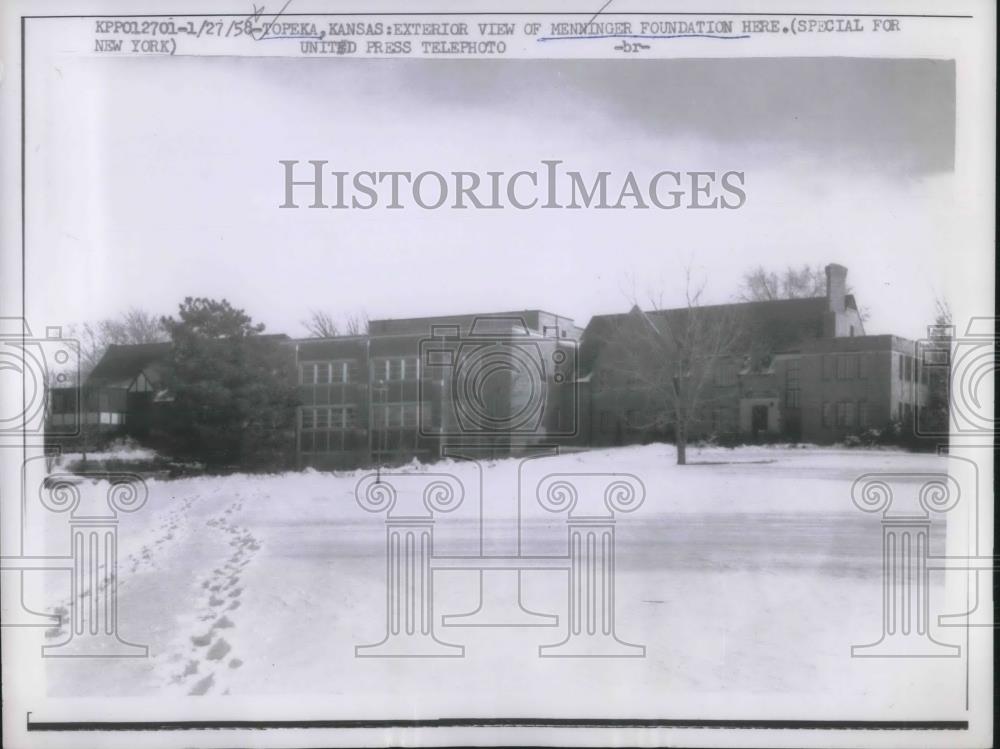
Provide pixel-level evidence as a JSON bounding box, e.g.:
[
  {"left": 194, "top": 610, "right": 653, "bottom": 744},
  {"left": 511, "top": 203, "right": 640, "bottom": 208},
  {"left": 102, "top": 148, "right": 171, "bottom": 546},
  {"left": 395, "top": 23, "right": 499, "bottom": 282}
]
[
  {"left": 373, "top": 402, "right": 424, "bottom": 429},
  {"left": 836, "top": 402, "right": 856, "bottom": 428},
  {"left": 822, "top": 355, "right": 836, "bottom": 381},
  {"left": 714, "top": 362, "right": 737, "bottom": 387},
  {"left": 599, "top": 410, "right": 613, "bottom": 430},
  {"left": 332, "top": 361, "right": 352, "bottom": 384},
  {"left": 821, "top": 402, "right": 833, "bottom": 428},
  {"left": 836, "top": 354, "right": 858, "bottom": 380},
  {"left": 304, "top": 406, "right": 360, "bottom": 431},
  {"left": 898, "top": 353, "right": 904, "bottom": 380},
  {"left": 302, "top": 361, "right": 355, "bottom": 385},
  {"left": 904, "top": 356, "right": 913, "bottom": 381},
  {"left": 403, "top": 358, "right": 418, "bottom": 381},
  {"left": 785, "top": 359, "right": 801, "bottom": 407},
  {"left": 376, "top": 357, "right": 420, "bottom": 382},
  {"left": 859, "top": 402, "right": 869, "bottom": 428},
  {"left": 785, "top": 359, "right": 801, "bottom": 388}
]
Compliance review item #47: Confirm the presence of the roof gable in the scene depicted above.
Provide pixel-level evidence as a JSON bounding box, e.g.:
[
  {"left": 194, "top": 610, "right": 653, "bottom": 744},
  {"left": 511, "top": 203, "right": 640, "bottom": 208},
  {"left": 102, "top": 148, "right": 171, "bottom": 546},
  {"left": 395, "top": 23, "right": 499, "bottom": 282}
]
[{"left": 86, "top": 342, "right": 171, "bottom": 387}]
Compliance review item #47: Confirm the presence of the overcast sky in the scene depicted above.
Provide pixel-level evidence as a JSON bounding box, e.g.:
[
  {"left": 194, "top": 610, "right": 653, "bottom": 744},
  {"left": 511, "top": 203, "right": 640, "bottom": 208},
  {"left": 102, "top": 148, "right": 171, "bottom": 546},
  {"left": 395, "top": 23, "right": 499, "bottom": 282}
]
[{"left": 27, "top": 56, "right": 956, "bottom": 339}]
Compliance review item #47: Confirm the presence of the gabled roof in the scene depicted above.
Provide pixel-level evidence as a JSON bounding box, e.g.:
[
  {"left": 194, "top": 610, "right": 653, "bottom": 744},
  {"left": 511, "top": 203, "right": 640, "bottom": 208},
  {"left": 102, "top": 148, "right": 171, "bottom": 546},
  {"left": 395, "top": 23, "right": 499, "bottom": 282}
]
[
  {"left": 85, "top": 333, "right": 293, "bottom": 388},
  {"left": 86, "top": 342, "right": 171, "bottom": 388},
  {"left": 580, "top": 296, "right": 832, "bottom": 372}
]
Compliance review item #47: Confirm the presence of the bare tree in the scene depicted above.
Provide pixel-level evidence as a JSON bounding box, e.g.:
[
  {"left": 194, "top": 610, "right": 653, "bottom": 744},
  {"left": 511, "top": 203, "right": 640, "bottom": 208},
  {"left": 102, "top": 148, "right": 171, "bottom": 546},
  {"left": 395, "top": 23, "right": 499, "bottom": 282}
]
[
  {"left": 67, "top": 308, "right": 168, "bottom": 383},
  {"left": 302, "top": 309, "right": 340, "bottom": 338},
  {"left": 739, "top": 264, "right": 828, "bottom": 302},
  {"left": 598, "top": 269, "right": 743, "bottom": 465},
  {"left": 740, "top": 263, "right": 869, "bottom": 322},
  {"left": 302, "top": 309, "right": 369, "bottom": 338},
  {"left": 934, "top": 296, "right": 953, "bottom": 327},
  {"left": 919, "top": 296, "right": 953, "bottom": 438},
  {"left": 343, "top": 310, "right": 369, "bottom": 336}
]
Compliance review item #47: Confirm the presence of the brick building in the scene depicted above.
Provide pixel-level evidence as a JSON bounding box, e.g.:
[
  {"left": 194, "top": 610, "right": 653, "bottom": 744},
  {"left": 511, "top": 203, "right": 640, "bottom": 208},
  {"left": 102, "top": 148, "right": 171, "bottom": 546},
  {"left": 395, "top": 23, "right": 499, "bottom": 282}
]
[
  {"left": 257, "top": 310, "right": 579, "bottom": 469},
  {"left": 581, "top": 264, "right": 927, "bottom": 445},
  {"left": 47, "top": 264, "right": 931, "bottom": 464}
]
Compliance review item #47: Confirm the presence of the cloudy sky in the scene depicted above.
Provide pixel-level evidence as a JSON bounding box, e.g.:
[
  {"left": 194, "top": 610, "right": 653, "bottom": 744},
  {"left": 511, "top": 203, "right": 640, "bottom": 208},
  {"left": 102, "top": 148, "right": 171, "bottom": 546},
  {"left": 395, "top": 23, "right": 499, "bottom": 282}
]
[{"left": 26, "top": 56, "right": 957, "bottom": 339}]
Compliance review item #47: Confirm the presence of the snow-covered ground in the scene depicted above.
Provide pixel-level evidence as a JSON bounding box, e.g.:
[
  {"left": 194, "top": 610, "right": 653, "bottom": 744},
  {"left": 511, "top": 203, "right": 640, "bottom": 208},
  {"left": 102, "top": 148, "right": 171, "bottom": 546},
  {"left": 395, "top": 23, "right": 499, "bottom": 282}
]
[{"left": 34, "top": 444, "right": 968, "bottom": 719}]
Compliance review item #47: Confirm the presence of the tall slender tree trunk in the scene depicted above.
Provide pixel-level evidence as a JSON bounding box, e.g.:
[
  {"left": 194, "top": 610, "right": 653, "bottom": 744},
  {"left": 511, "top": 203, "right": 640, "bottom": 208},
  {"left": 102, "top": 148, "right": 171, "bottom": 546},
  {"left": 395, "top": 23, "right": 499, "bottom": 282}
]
[{"left": 671, "top": 375, "right": 688, "bottom": 465}]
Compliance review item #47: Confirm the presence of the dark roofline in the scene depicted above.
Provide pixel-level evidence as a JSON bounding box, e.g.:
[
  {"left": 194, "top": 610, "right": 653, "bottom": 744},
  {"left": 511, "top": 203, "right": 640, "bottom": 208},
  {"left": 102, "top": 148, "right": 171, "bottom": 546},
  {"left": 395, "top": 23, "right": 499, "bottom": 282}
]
[
  {"left": 585, "top": 295, "right": 830, "bottom": 326},
  {"left": 294, "top": 334, "right": 369, "bottom": 344},
  {"left": 370, "top": 309, "right": 575, "bottom": 325}
]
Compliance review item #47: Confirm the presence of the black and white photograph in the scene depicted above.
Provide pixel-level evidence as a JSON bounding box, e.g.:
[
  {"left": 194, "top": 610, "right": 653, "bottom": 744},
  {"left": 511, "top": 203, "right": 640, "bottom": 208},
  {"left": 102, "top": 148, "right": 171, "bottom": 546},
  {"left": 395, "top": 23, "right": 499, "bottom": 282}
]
[{"left": 0, "top": 1, "right": 994, "bottom": 747}]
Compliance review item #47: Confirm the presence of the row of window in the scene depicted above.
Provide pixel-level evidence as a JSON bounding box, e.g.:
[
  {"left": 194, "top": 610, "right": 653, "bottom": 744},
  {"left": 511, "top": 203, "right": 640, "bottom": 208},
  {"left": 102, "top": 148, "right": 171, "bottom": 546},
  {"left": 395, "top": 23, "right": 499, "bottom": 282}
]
[
  {"left": 300, "top": 430, "right": 366, "bottom": 454},
  {"left": 898, "top": 353, "right": 928, "bottom": 385},
  {"left": 301, "top": 406, "right": 358, "bottom": 430},
  {"left": 820, "top": 354, "right": 868, "bottom": 381},
  {"left": 50, "top": 392, "right": 125, "bottom": 412},
  {"left": 373, "top": 357, "right": 421, "bottom": 383},
  {"left": 49, "top": 412, "right": 125, "bottom": 426},
  {"left": 300, "top": 402, "right": 433, "bottom": 430},
  {"left": 300, "top": 361, "right": 355, "bottom": 385},
  {"left": 372, "top": 402, "right": 432, "bottom": 429},
  {"left": 300, "top": 357, "right": 424, "bottom": 385},
  {"left": 820, "top": 401, "right": 870, "bottom": 429},
  {"left": 597, "top": 351, "right": 921, "bottom": 390}
]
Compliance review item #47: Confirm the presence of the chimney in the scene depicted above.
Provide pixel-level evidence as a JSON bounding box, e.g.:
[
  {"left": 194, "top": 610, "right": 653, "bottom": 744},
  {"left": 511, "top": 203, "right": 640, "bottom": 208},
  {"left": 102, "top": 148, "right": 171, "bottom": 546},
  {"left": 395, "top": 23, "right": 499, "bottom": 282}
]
[{"left": 825, "top": 263, "right": 848, "bottom": 313}]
